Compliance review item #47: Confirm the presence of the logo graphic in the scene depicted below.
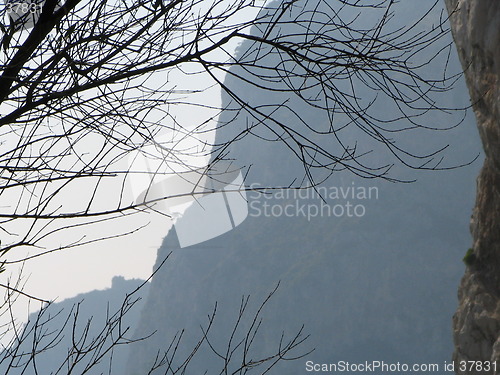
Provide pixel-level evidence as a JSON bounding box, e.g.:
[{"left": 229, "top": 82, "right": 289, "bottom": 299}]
[{"left": 127, "top": 132, "right": 248, "bottom": 248}]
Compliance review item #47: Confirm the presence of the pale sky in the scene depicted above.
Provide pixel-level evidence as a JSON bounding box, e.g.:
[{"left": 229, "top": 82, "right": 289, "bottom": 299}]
[
  {"left": 0, "top": 1, "right": 267, "bottom": 341},
  {"left": 1, "top": 73, "right": 221, "bottom": 317}
]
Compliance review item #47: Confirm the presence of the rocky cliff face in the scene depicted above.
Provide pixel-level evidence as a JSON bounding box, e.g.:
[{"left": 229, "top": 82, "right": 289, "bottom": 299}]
[
  {"left": 125, "top": 3, "right": 483, "bottom": 374},
  {"left": 444, "top": 0, "right": 500, "bottom": 372}
]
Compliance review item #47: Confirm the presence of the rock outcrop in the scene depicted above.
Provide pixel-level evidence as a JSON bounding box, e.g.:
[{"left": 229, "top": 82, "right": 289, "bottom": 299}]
[{"left": 444, "top": 0, "right": 500, "bottom": 373}]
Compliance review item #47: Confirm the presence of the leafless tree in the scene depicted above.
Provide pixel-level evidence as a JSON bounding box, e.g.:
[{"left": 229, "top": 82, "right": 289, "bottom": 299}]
[
  {"left": 0, "top": 0, "right": 470, "bottom": 373},
  {"left": 0, "top": 261, "right": 308, "bottom": 374},
  {"left": 0, "top": 0, "right": 464, "bottom": 263}
]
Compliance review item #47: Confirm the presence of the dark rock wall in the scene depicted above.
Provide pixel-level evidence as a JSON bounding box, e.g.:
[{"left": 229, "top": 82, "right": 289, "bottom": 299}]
[{"left": 444, "top": 1, "right": 500, "bottom": 373}]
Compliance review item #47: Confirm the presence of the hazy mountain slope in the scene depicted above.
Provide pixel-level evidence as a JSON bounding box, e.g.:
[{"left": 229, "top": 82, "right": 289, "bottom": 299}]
[
  {"left": 127, "top": 1, "right": 482, "bottom": 374},
  {"left": 0, "top": 277, "right": 149, "bottom": 375}
]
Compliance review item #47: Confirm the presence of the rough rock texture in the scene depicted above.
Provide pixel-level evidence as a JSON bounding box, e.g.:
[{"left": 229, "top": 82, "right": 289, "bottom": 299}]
[{"left": 445, "top": 0, "right": 500, "bottom": 373}]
